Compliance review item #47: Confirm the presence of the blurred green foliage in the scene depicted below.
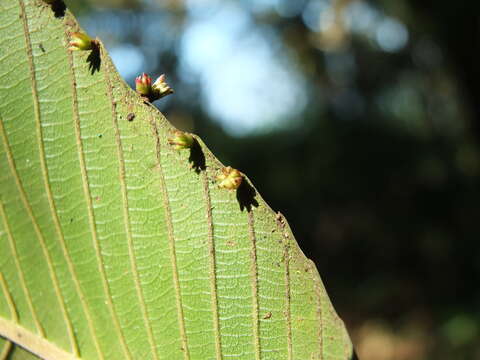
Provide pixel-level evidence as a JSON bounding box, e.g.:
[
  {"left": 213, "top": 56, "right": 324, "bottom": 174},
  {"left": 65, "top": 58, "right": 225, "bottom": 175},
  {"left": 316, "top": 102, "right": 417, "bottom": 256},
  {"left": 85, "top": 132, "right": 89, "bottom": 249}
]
[{"left": 69, "top": 0, "right": 480, "bottom": 358}]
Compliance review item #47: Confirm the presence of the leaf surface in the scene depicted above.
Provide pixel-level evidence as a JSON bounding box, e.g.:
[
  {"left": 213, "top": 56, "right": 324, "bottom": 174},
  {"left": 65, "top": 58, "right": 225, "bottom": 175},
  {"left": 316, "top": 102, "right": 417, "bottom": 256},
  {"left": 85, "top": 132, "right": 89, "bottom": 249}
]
[{"left": 0, "top": 1, "right": 353, "bottom": 359}]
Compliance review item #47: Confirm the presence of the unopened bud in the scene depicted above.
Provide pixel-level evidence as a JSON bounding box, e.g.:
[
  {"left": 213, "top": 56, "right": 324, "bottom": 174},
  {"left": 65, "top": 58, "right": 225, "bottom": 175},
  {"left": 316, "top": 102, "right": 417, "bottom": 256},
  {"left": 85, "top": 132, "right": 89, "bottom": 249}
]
[
  {"left": 217, "top": 167, "right": 243, "bottom": 190},
  {"left": 68, "top": 32, "right": 95, "bottom": 51},
  {"left": 135, "top": 73, "right": 152, "bottom": 97},
  {"left": 168, "top": 130, "right": 194, "bottom": 150},
  {"left": 152, "top": 74, "right": 174, "bottom": 100}
]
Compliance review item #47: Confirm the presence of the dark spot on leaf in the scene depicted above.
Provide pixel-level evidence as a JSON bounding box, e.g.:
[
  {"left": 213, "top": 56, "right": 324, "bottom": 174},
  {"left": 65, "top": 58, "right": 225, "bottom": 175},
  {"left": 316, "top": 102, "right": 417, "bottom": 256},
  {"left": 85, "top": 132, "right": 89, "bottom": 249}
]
[
  {"left": 70, "top": 218, "right": 74, "bottom": 223},
  {"left": 188, "top": 139, "right": 206, "bottom": 174},
  {"left": 98, "top": 134, "right": 102, "bottom": 138},
  {"left": 86, "top": 45, "right": 101, "bottom": 74},
  {"left": 127, "top": 113, "right": 135, "bottom": 122},
  {"left": 263, "top": 312, "right": 272, "bottom": 319},
  {"left": 39, "top": 43, "right": 45, "bottom": 53},
  {"left": 236, "top": 180, "right": 259, "bottom": 212},
  {"left": 276, "top": 212, "right": 286, "bottom": 229},
  {"left": 51, "top": 0, "right": 66, "bottom": 18}
]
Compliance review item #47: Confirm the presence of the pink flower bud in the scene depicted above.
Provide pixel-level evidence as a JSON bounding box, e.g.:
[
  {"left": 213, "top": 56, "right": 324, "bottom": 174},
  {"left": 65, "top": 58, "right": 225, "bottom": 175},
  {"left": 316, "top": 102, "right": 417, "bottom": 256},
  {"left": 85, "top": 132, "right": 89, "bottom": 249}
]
[{"left": 135, "top": 73, "right": 152, "bottom": 96}]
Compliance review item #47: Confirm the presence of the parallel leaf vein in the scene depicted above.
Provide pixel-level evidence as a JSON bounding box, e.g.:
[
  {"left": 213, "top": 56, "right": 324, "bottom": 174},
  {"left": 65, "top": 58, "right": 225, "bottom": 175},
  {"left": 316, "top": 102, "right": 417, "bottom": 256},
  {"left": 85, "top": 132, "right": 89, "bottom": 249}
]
[
  {"left": 202, "top": 170, "right": 222, "bottom": 360},
  {"left": 0, "top": 272, "right": 17, "bottom": 322},
  {"left": 151, "top": 118, "right": 190, "bottom": 360},
  {"left": 0, "top": 273, "right": 15, "bottom": 360},
  {"left": 0, "top": 339, "right": 12, "bottom": 360},
  {"left": 310, "top": 261, "right": 323, "bottom": 360},
  {"left": 19, "top": 1, "right": 80, "bottom": 355},
  {"left": 0, "top": 196, "right": 43, "bottom": 335},
  {"left": 103, "top": 55, "right": 159, "bottom": 360},
  {"left": 66, "top": 40, "right": 130, "bottom": 360},
  {"left": 1, "top": 109, "right": 77, "bottom": 353},
  {"left": 247, "top": 211, "right": 261, "bottom": 360},
  {"left": 283, "top": 241, "right": 293, "bottom": 359}
]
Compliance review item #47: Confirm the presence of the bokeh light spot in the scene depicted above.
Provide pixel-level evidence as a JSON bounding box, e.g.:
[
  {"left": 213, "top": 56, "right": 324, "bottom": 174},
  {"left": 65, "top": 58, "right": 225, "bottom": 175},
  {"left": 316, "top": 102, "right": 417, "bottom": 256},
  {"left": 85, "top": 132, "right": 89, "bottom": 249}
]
[
  {"left": 109, "top": 44, "right": 146, "bottom": 79},
  {"left": 180, "top": 2, "right": 306, "bottom": 136},
  {"left": 376, "top": 17, "right": 409, "bottom": 52}
]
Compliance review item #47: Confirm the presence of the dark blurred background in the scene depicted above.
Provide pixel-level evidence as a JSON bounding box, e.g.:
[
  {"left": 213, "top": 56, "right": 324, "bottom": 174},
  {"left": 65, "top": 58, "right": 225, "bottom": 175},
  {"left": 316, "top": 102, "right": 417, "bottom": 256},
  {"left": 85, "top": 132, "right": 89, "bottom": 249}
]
[{"left": 68, "top": 0, "right": 480, "bottom": 358}]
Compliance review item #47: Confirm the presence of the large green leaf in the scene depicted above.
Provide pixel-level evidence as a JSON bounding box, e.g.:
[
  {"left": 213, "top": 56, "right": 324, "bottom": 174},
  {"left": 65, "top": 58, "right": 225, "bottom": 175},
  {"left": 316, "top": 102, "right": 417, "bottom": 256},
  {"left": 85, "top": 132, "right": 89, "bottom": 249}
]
[{"left": 0, "top": 1, "right": 353, "bottom": 359}]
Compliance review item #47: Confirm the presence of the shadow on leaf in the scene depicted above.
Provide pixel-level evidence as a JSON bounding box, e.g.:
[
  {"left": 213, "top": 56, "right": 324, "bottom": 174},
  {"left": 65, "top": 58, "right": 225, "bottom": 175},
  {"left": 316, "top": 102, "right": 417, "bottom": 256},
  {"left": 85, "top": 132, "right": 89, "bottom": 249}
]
[
  {"left": 51, "top": 0, "right": 66, "bottom": 18},
  {"left": 188, "top": 140, "right": 206, "bottom": 174},
  {"left": 236, "top": 180, "right": 259, "bottom": 212},
  {"left": 87, "top": 46, "right": 101, "bottom": 74}
]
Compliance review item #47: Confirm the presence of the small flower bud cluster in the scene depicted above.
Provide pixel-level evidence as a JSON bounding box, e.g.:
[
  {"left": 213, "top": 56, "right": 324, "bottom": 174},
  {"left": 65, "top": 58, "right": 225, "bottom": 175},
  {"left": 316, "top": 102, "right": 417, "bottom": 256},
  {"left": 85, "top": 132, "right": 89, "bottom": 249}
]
[
  {"left": 217, "top": 167, "right": 243, "bottom": 190},
  {"left": 168, "top": 130, "right": 194, "bottom": 150},
  {"left": 135, "top": 73, "right": 174, "bottom": 102},
  {"left": 67, "top": 32, "right": 243, "bottom": 194}
]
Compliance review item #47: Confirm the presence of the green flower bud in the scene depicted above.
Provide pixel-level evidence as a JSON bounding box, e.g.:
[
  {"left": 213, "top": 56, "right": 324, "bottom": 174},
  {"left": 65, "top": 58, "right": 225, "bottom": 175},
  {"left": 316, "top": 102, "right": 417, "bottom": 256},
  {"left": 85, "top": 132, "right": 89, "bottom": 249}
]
[
  {"left": 68, "top": 32, "right": 95, "bottom": 51},
  {"left": 217, "top": 166, "right": 243, "bottom": 190},
  {"left": 168, "top": 130, "right": 194, "bottom": 150}
]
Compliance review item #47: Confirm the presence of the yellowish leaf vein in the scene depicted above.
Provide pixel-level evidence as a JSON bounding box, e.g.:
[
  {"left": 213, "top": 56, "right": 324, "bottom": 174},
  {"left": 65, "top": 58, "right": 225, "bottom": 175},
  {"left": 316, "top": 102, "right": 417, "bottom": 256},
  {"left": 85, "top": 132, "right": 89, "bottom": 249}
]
[
  {"left": 284, "top": 244, "right": 293, "bottom": 359},
  {"left": 310, "top": 261, "right": 324, "bottom": 360},
  {"left": 0, "top": 318, "right": 81, "bottom": 360},
  {"left": 151, "top": 119, "right": 190, "bottom": 360},
  {"left": 0, "top": 108, "right": 77, "bottom": 355},
  {"left": 0, "top": 197, "right": 43, "bottom": 336},
  {"left": 66, "top": 38, "right": 130, "bottom": 360},
  {"left": 103, "top": 54, "right": 159, "bottom": 360},
  {"left": 0, "top": 272, "right": 16, "bottom": 360},
  {"left": 247, "top": 211, "right": 261, "bottom": 360},
  {"left": 202, "top": 171, "right": 222, "bottom": 360},
  {"left": 0, "top": 339, "right": 12, "bottom": 360}
]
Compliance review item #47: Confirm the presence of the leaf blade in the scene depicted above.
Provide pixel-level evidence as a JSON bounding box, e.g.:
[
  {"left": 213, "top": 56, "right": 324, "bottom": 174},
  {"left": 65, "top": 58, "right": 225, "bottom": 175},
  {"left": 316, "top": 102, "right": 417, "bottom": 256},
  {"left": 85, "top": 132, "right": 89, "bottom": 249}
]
[{"left": 0, "top": 1, "right": 354, "bottom": 359}]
